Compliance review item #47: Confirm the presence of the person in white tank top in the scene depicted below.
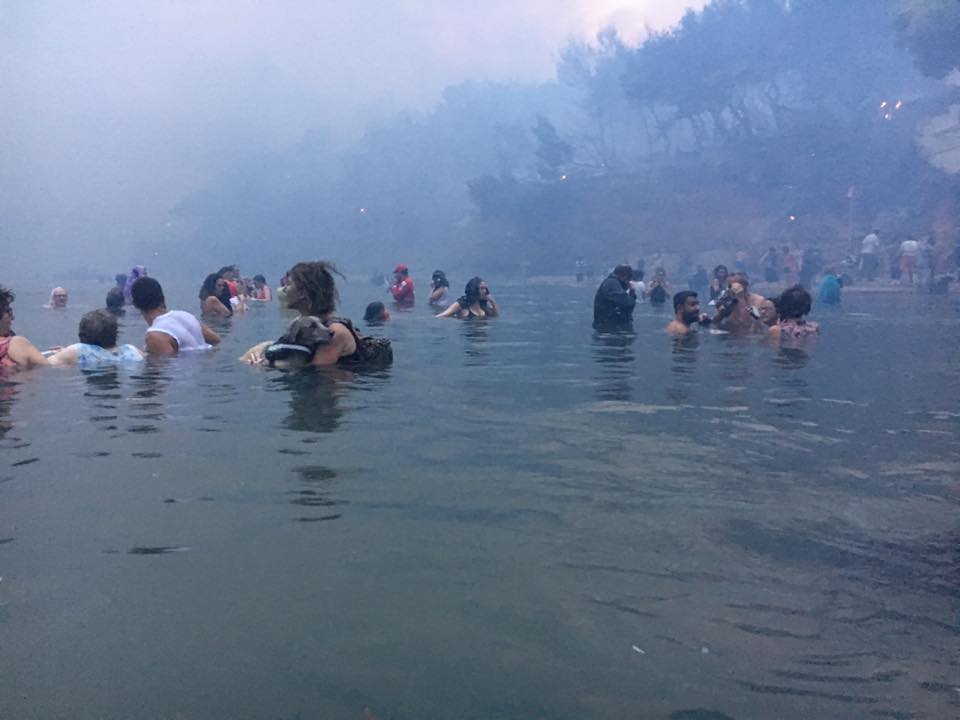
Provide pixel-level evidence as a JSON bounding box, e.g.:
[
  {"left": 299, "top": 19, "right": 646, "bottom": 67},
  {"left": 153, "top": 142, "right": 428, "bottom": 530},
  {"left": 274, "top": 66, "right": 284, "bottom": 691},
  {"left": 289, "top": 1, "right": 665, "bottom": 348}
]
[{"left": 129, "top": 277, "right": 220, "bottom": 356}]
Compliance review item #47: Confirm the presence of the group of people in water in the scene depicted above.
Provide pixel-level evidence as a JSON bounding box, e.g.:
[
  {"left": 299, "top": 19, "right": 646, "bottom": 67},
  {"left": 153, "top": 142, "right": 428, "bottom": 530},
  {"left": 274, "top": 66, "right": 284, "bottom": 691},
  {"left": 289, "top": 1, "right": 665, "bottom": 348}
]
[{"left": 593, "top": 263, "right": 820, "bottom": 340}]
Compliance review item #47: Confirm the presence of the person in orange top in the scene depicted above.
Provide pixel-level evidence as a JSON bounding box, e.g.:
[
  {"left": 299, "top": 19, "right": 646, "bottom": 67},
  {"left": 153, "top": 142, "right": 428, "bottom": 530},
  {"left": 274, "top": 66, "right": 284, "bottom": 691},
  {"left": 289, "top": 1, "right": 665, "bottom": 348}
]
[{"left": 389, "top": 264, "right": 415, "bottom": 306}]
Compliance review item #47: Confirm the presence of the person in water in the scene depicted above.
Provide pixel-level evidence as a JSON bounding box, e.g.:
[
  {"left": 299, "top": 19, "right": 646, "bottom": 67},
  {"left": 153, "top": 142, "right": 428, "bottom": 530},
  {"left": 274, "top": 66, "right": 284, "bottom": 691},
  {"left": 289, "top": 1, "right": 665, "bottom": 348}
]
[
  {"left": 123, "top": 266, "right": 147, "bottom": 304},
  {"left": 592, "top": 265, "right": 636, "bottom": 330},
  {"left": 364, "top": 301, "right": 390, "bottom": 324},
  {"left": 818, "top": 269, "right": 842, "bottom": 305},
  {"left": 770, "top": 284, "right": 819, "bottom": 340},
  {"left": 251, "top": 275, "right": 272, "bottom": 301},
  {"left": 666, "top": 290, "right": 707, "bottom": 336},
  {"left": 242, "top": 261, "right": 365, "bottom": 367},
  {"left": 0, "top": 286, "right": 48, "bottom": 369},
  {"left": 105, "top": 287, "right": 126, "bottom": 316},
  {"left": 644, "top": 268, "right": 669, "bottom": 305},
  {"left": 757, "top": 297, "right": 780, "bottom": 330},
  {"left": 199, "top": 273, "right": 233, "bottom": 317},
  {"left": 131, "top": 277, "right": 220, "bottom": 356},
  {"left": 716, "top": 272, "right": 765, "bottom": 333},
  {"left": 709, "top": 264, "right": 729, "bottom": 303},
  {"left": 390, "top": 263, "right": 415, "bottom": 306},
  {"left": 436, "top": 277, "right": 499, "bottom": 319},
  {"left": 428, "top": 270, "right": 450, "bottom": 306},
  {"left": 47, "top": 287, "right": 68, "bottom": 309},
  {"left": 48, "top": 310, "right": 143, "bottom": 366}
]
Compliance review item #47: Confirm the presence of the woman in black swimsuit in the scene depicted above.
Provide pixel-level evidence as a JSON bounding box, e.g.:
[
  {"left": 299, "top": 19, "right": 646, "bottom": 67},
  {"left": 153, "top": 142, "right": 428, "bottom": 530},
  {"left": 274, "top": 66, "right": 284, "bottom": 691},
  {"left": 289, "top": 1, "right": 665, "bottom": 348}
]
[{"left": 436, "top": 277, "right": 499, "bottom": 319}]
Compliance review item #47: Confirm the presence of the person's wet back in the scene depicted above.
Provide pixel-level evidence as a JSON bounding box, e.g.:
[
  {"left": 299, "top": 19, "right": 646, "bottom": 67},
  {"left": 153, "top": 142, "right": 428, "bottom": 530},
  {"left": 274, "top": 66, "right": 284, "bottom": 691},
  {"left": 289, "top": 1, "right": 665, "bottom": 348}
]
[
  {"left": 48, "top": 310, "right": 143, "bottom": 366},
  {"left": 593, "top": 264, "right": 636, "bottom": 330},
  {"left": 131, "top": 277, "right": 220, "bottom": 356},
  {"left": 0, "top": 286, "right": 48, "bottom": 369}
]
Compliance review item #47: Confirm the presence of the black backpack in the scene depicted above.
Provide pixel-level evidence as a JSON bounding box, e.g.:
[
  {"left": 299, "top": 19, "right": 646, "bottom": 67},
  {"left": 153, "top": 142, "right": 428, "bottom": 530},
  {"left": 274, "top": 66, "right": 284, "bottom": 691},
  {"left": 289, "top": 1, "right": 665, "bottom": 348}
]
[{"left": 332, "top": 317, "right": 393, "bottom": 367}]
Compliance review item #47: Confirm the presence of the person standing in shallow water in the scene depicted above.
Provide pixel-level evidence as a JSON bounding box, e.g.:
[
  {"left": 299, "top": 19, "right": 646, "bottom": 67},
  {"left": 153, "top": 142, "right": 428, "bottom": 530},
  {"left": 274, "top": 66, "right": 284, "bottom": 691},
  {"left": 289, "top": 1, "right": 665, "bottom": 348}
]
[
  {"left": 131, "top": 277, "right": 220, "bottom": 356},
  {"left": 436, "top": 277, "right": 499, "bottom": 319},
  {"left": 389, "top": 264, "right": 415, "bottom": 306},
  {"left": 0, "top": 286, "right": 48, "bottom": 369},
  {"left": 592, "top": 265, "right": 636, "bottom": 330}
]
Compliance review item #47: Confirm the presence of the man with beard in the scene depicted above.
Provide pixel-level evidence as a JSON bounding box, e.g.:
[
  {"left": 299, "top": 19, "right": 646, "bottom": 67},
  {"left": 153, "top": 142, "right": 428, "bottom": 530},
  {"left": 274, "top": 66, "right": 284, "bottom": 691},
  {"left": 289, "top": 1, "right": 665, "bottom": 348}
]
[{"left": 666, "top": 291, "right": 708, "bottom": 336}]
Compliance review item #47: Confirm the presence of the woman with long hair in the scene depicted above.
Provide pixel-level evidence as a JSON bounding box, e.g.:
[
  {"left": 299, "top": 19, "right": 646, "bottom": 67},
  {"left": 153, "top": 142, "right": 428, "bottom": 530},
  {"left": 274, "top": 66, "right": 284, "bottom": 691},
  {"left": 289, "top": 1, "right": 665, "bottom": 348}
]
[
  {"left": 0, "top": 286, "right": 48, "bottom": 369},
  {"left": 436, "top": 277, "right": 499, "bottom": 319},
  {"left": 199, "top": 273, "right": 233, "bottom": 317}
]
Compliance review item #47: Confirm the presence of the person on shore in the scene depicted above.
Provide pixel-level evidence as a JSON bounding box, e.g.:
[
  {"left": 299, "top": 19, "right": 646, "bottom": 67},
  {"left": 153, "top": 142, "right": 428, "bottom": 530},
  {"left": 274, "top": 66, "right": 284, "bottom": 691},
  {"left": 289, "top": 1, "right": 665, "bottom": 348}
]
[
  {"left": 709, "top": 265, "right": 729, "bottom": 303},
  {"left": 899, "top": 236, "right": 920, "bottom": 285},
  {"left": 105, "top": 287, "right": 126, "bottom": 316},
  {"left": 770, "top": 284, "right": 819, "bottom": 340},
  {"left": 799, "top": 247, "right": 822, "bottom": 287},
  {"left": 0, "top": 286, "right": 48, "bottom": 369},
  {"left": 575, "top": 256, "right": 586, "bottom": 283},
  {"left": 48, "top": 310, "right": 143, "bottom": 366},
  {"left": 199, "top": 273, "right": 233, "bottom": 317},
  {"left": 46, "top": 287, "right": 68, "bottom": 309},
  {"left": 782, "top": 245, "right": 799, "bottom": 286},
  {"left": 592, "top": 265, "right": 636, "bottom": 330},
  {"left": 760, "top": 246, "right": 780, "bottom": 283},
  {"left": 131, "top": 277, "right": 220, "bottom": 356},
  {"left": 666, "top": 291, "right": 707, "bottom": 336},
  {"left": 437, "top": 277, "right": 499, "bottom": 319},
  {"left": 429, "top": 270, "right": 450, "bottom": 306},
  {"left": 242, "top": 261, "right": 389, "bottom": 367},
  {"left": 251, "top": 275, "right": 272, "bottom": 301},
  {"left": 123, "top": 266, "right": 147, "bottom": 304},
  {"left": 364, "top": 301, "right": 390, "bottom": 325},
  {"left": 389, "top": 264, "right": 415, "bottom": 306},
  {"left": 859, "top": 229, "right": 881, "bottom": 281}
]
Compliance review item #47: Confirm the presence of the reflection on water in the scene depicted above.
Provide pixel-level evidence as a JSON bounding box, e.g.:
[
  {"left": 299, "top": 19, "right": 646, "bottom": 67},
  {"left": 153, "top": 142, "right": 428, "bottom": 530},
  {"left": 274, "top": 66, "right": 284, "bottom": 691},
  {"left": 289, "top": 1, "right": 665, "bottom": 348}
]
[{"left": 0, "top": 287, "right": 957, "bottom": 720}]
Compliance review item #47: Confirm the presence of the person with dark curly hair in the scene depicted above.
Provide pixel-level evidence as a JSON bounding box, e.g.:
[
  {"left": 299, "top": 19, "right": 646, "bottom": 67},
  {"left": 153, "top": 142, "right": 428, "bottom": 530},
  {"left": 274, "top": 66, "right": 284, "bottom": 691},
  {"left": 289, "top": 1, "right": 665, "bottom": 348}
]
[
  {"left": 199, "top": 273, "right": 233, "bottom": 317},
  {"left": 428, "top": 270, "right": 450, "bottom": 306},
  {"left": 242, "top": 261, "right": 364, "bottom": 366},
  {"left": 770, "top": 284, "right": 819, "bottom": 340},
  {"left": 436, "top": 277, "right": 499, "bottom": 319},
  {"left": 0, "top": 286, "right": 48, "bottom": 368}
]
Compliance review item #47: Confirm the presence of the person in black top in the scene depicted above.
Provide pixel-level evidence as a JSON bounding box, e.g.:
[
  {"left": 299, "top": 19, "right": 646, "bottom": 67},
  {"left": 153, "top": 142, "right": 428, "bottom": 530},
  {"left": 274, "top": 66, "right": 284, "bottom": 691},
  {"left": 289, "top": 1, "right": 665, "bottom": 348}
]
[{"left": 593, "top": 265, "right": 636, "bottom": 330}]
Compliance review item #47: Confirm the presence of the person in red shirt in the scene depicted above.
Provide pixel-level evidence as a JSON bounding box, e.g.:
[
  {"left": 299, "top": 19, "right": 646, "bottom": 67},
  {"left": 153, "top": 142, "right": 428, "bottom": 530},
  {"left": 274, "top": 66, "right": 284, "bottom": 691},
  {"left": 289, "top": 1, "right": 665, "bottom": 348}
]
[{"left": 389, "top": 263, "right": 415, "bottom": 306}]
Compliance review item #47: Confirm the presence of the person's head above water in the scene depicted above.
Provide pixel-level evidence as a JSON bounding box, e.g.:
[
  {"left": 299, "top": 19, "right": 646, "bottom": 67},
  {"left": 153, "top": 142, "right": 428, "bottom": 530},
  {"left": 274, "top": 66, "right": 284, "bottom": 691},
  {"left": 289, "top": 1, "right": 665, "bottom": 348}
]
[
  {"left": 0, "top": 286, "right": 14, "bottom": 336},
  {"left": 105, "top": 287, "right": 125, "bottom": 315},
  {"left": 758, "top": 297, "right": 779, "bottom": 327},
  {"left": 713, "top": 264, "right": 729, "bottom": 281},
  {"left": 78, "top": 309, "right": 119, "bottom": 349},
  {"left": 114, "top": 273, "right": 127, "bottom": 288},
  {"left": 200, "top": 273, "right": 230, "bottom": 304},
  {"left": 673, "top": 290, "right": 701, "bottom": 325},
  {"left": 131, "top": 277, "right": 166, "bottom": 313},
  {"left": 49, "top": 287, "right": 68, "bottom": 308},
  {"left": 394, "top": 263, "right": 409, "bottom": 279},
  {"left": 253, "top": 274, "right": 267, "bottom": 287},
  {"left": 364, "top": 301, "right": 389, "bottom": 323},
  {"left": 463, "top": 276, "right": 491, "bottom": 305},
  {"left": 431, "top": 270, "right": 449, "bottom": 289},
  {"left": 777, "top": 284, "right": 812, "bottom": 320},
  {"left": 285, "top": 261, "right": 342, "bottom": 317},
  {"left": 612, "top": 264, "right": 633, "bottom": 284}
]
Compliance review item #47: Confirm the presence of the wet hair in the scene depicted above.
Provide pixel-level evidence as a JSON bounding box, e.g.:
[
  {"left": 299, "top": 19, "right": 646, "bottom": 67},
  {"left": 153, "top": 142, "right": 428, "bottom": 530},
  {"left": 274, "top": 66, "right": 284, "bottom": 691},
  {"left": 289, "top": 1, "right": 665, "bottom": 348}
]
[
  {"left": 431, "top": 270, "right": 449, "bottom": 289},
  {"left": 0, "top": 286, "right": 13, "bottom": 319},
  {"left": 463, "top": 276, "right": 486, "bottom": 305},
  {"left": 729, "top": 271, "right": 750, "bottom": 288},
  {"left": 631, "top": 269, "right": 644, "bottom": 281},
  {"left": 131, "top": 277, "right": 165, "bottom": 312},
  {"left": 217, "top": 266, "right": 235, "bottom": 278},
  {"left": 105, "top": 287, "right": 125, "bottom": 314},
  {"left": 253, "top": 274, "right": 266, "bottom": 285},
  {"left": 364, "top": 301, "right": 387, "bottom": 322},
  {"left": 78, "top": 309, "right": 119, "bottom": 348},
  {"left": 673, "top": 290, "right": 698, "bottom": 313},
  {"left": 613, "top": 264, "right": 632, "bottom": 279},
  {"left": 115, "top": 273, "right": 127, "bottom": 287},
  {"left": 713, "top": 264, "right": 728, "bottom": 278},
  {"left": 778, "top": 284, "right": 812, "bottom": 319},
  {"left": 199, "top": 273, "right": 223, "bottom": 300},
  {"left": 285, "top": 261, "right": 342, "bottom": 316}
]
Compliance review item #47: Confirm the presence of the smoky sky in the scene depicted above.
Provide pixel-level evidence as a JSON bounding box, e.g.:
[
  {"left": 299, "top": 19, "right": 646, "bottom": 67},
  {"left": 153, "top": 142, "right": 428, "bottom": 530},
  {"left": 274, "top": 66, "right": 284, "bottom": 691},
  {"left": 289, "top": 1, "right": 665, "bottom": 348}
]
[{"left": 0, "top": 1, "right": 703, "bottom": 274}]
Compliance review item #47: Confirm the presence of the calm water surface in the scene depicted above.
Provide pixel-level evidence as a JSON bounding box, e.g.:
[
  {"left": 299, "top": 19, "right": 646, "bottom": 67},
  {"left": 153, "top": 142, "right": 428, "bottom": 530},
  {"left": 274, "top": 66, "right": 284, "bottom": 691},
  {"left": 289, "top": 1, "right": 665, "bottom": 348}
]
[{"left": 1, "top": 281, "right": 958, "bottom": 720}]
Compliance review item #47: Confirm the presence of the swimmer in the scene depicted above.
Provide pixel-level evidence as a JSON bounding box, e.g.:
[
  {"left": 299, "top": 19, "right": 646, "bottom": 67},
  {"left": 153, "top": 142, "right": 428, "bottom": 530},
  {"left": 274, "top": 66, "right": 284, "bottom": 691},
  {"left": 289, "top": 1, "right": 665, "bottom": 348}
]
[
  {"left": 199, "top": 273, "right": 233, "bottom": 317},
  {"left": 0, "top": 286, "right": 48, "bottom": 368},
  {"left": 251, "top": 275, "right": 272, "bottom": 301},
  {"left": 105, "top": 287, "right": 126, "bottom": 316},
  {"left": 47, "top": 287, "right": 68, "bottom": 309},
  {"left": 429, "top": 270, "right": 450, "bottom": 306},
  {"left": 716, "top": 272, "right": 764, "bottom": 333},
  {"left": 242, "top": 261, "right": 369, "bottom": 367},
  {"left": 131, "top": 277, "right": 220, "bottom": 356},
  {"left": 666, "top": 291, "right": 708, "bottom": 336},
  {"left": 389, "top": 263, "right": 415, "bottom": 306},
  {"left": 364, "top": 301, "right": 390, "bottom": 324},
  {"left": 48, "top": 310, "right": 144, "bottom": 366},
  {"left": 771, "top": 284, "right": 820, "bottom": 340},
  {"left": 757, "top": 297, "right": 779, "bottom": 330},
  {"left": 437, "top": 277, "right": 499, "bottom": 319}
]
